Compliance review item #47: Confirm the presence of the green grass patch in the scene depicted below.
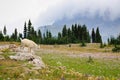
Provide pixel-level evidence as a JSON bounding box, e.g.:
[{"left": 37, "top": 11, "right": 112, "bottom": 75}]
[{"left": 38, "top": 52, "right": 120, "bottom": 79}]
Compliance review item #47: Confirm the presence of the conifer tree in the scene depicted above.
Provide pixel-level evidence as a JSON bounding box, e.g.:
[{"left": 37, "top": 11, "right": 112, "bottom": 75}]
[
  {"left": 58, "top": 32, "right": 62, "bottom": 39},
  {"left": 14, "top": 28, "right": 18, "bottom": 41},
  {"left": 96, "top": 27, "right": 102, "bottom": 43},
  {"left": 23, "top": 22, "right": 27, "bottom": 38},
  {"left": 27, "top": 19, "right": 32, "bottom": 39},
  {"left": 82, "top": 24, "right": 87, "bottom": 42},
  {"left": 78, "top": 24, "right": 82, "bottom": 41},
  {"left": 0, "top": 31, "right": 4, "bottom": 41},
  {"left": 3, "top": 25, "right": 7, "bottom": 36},
  {"left": 38, "top": 29, "right": 42, "bottom": 44},
  {"left": 92, "top": 28, "right": 96, "bottom": 43},
  {"left": 67, "top": 28, "right": 72, "bottom": 43},
  {"left": 62, "top": 25, "right": 67, "bottom": 37}
]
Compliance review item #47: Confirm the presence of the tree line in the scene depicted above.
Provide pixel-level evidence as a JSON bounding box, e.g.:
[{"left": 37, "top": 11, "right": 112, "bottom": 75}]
[
  {"left": 0, "top": 20, "right": 102, "bottom": 44},
  {"left": 107, "top": 34, "right": 120, "bottom": 52}
]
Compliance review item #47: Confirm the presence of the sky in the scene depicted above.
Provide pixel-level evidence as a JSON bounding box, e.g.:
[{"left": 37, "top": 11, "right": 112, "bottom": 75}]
[{"left": 0, "top": 0, "right": 120, "bottom": 36}]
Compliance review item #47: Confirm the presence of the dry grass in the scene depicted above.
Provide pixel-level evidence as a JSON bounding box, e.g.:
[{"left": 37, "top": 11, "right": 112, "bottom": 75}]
[{"left": 40, "top": 43, "right": 115, "bottom": 54}]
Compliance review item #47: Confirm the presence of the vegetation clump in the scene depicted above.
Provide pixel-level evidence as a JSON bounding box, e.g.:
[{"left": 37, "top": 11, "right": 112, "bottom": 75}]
[{"left": 87, "top": 56, "right": 94, "bottom": 63}]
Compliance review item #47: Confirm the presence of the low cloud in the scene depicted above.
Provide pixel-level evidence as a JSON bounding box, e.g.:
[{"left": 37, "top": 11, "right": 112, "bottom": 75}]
[{"left": 36, "top": 0, "right": 120, "bottom": 26}]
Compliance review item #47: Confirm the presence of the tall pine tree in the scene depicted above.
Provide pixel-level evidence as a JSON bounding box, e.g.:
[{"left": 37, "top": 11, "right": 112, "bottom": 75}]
[
  {"left": 96, "top": 27, "right": 102, "bottom": 43},
  {"left": 3, "top": 25, "right": 7, "bottom": 36},
  {"left": 23, "top": 22, "right": 27, "bottom": 38},
  {"left": 92, "top": 28, "right": 96, "bottom": 43},
  {"left": 27, "top": 19, "right": 32, "bottom": 39},
  {"left": 38, "top": 29, "right": 42, "bottom": 44},
  {"left": 62, "top": 25, "right": 67, "bottom": 37},
  {"left": 14, "top": 28, "right": 18, "bottom": 41}
]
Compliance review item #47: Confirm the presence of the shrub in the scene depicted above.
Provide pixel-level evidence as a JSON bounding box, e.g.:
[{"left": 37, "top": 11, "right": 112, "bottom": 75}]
[
  {"left": 80, "top": 41, "right": 86, "bottom": 47},
  {"left": 112, "top": 46, "right": 120, "bottom": 52},
  {"left": 87, "top": 56, "right": 94, "bottom": 63}
]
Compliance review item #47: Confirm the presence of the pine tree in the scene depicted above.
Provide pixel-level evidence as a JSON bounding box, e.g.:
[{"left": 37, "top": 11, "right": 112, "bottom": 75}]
[
  {"left": 78, "top": 24, "right": 82, "bottom": 41},
  {"left": 71, "top": 24, "right": 76, "bottom": 43},
  {"left": 23, "top": 22, "right": 27, "bottom": 38},
  {"left": 0, "top": 31, "right": 4, "bottom": 41},
  {"left": 27, "top": 19, "right": 32, "bottom": 39},
  {"left": 74, "top": 24, "right": 78, "bottom": 39},
  {"left": 67, "top": 28, "right": 72, "bottom": 43},
  {"left": 38, "top": 29, "right": 42, "bottom": 44},
  {"left": 3, "top": 25, "right": 7, "bottom": 36},
  {"left": 92, "top": 28, "right": 96, "bottom": 43},
  {"left": 62, "top": 25, "right": 67, "bottom": 37},
  {"left": 82, "top": 24, "right": 87, "bottom": 42},
  {"left": 87, "top": 31, "right": 91, "bottom": 43},
  {"left": 58, "top": 32, "right": 62, "bottom": 39},
  {"left": 96, "top": 27, "right": 102, "bottom": 43},
  {"left": 48, "top": 31, "right": 52, "bottom": 38},
  {"left": 14, "top": 28, "right": 18, "bottom": 41}
]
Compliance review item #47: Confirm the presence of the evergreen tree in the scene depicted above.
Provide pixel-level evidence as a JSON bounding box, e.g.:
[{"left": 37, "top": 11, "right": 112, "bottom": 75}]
[
  {"left": 82, "top": 24, "right": 87, "bottom": 42},
  {"left": 27, "top": 19, "right": 32, "bottom": 39},
  {"left": 67, "top": 28, "right": 72, "bottom": 43},
  {"left": 23, "top": 22, "right": 27, "bottom": 38},
  {"left": 62, "top": 25, "right": 67, "bottom": 37},
  {"left": 14, "top": 28, "right": 18, "bottom": 41},
  {"left": 0, "top": 31, "right": 4, "bottom": 41},
  {"left": 74, "top": 24, "right": 78, "bottom": 39},
  {"left": 96, "top": 27, "right": 102, "bottom": 43},
  {"left": 92, "top": 28, "right": 96, "bottom": 43},
  {"left": 10, "top": 33, "right": 15, "bottom": 41},
  {"left": 3, "top": 25, "right": 7, "bottom": 36},
  {"left": 48, "top": 31, "right": 52, "bottom": 38},
  {"left": 86, "top": 31, "right": 91, "bottom": 43},
  {"left": 78, "top": 24, "right": 82, "bottom": 41},
  {"left": 62, "top": 25, "right": 68, "bottom": 44},
  {"left": 71, "top": 24, "right": 76, "bottom": 43},
  {"left": 58, "top": 32, "right": 62, "bottom": 39},
  {"left": 38, "top": 29, "right": 42, "bottom": 44}
]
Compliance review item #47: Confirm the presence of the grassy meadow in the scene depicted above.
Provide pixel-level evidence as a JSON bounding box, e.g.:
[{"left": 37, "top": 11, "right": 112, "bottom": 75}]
[{"left": 0, "top": 42, "right": 120, "bottom": 80}]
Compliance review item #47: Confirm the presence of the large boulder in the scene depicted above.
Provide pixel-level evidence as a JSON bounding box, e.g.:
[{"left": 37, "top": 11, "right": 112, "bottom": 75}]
[{"left": 9, "top": 51, "right": 45, "bottom": 69}]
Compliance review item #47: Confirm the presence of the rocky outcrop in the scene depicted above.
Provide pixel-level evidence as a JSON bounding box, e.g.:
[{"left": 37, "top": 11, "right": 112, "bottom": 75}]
[{"left": 9, "top": 46, "right": 45, "bottom": 69}]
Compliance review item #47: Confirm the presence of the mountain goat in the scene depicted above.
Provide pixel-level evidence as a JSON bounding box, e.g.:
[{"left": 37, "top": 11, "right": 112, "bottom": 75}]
[{"left": 20, "top": 38, "right": 39, "bottom": 52}]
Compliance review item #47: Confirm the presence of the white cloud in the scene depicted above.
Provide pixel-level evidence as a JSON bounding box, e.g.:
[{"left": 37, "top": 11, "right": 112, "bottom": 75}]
[
  {"left": 36, "top": 0, "right": 120, "bottom": 25},
  {"left": 0, "top": 0, "right": 120, "bottom": 34}
]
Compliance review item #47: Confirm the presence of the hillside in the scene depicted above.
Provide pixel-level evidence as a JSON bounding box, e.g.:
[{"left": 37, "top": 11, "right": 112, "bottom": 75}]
[{"left": 0, "top": 42, "right": 120, "bottom": 79}]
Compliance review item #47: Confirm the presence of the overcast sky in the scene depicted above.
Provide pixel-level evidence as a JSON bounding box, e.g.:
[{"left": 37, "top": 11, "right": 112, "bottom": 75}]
[{"left": 0, "top": 0, "right": 120, "bottom": 35}]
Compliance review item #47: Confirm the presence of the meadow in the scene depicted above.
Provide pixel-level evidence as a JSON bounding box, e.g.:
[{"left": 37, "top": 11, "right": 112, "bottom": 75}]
[{"left": 0, "top": 43, "right": 120, "bottom": 80}]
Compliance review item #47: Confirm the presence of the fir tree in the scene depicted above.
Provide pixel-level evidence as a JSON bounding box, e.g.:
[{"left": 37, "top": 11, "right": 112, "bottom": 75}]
[
  {"left": 3, "top": 25, "right": 7, "bottom": 36},
  {"left": 62, "top": 25, "right": 67, "bottom": 37},
  {"left": 58, "top": 32, "right": 62, "bottom": 39},
  {"left": 92, "top": 28, "right": 96, "bottom": 43},
  {"left": 96, "top": 27, "right": 102, "bottom": 43},
  {"left": 38, "top": 29, "right": 42, "bottom": 44},
  {"left": 14, "top": 28, "right": 18, "bottom": 41},
  {"left": 67, "top": 28, "right": 72, "bottom": 43},
  {"left": 0, "top": 31, "right": 4, "bottom": 41},
  {"left": 27, "top": 19, "right": 32, "bottom": 39},
  {"left": 23, "top": 22, "right": 27, "bottom": 38}
]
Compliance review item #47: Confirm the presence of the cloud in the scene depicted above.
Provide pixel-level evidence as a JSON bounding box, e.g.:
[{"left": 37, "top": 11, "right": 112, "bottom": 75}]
[
  {"left": 36, "top": 0, "right": 120, "bottom": 26},
  {"left": 0, "top": 0, "right": 41, "bottom": 34},
  {"left": 0, "top": 0, "right": 120, "bottom": 35}
]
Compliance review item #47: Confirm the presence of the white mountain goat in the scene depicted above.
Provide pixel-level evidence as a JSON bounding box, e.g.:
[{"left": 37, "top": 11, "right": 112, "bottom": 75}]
[{"left": 20, "top": 38, "right": 39, "bottom": 52}]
